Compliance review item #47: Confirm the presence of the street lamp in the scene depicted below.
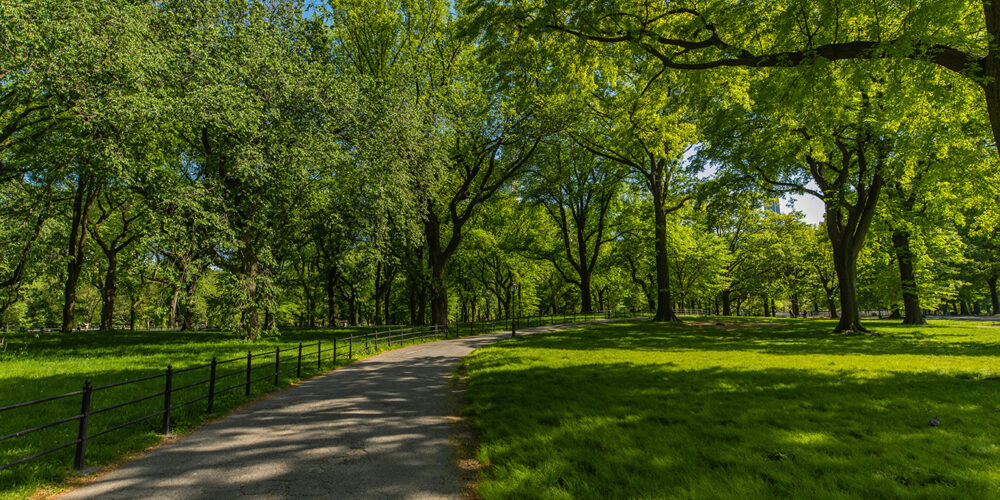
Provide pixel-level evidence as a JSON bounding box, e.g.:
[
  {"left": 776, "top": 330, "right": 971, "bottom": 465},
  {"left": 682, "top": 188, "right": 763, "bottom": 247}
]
[{"left": 510, "top": 283, "right": 518, "bottom": 337}]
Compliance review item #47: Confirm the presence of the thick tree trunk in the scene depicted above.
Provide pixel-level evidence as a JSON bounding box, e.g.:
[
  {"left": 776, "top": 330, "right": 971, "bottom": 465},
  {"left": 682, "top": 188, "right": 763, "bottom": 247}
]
[
  {"left": 62, "top": 177, "right": 98, "bottom": 333},
  {"left": 983, "top": 2, "right": 1000, "bottom": 157},
  {"left": 832, "top": 247, "right": 865, "bottom": 332},
  {"left": 180, "top": 275, "right": 199, "bottom": 331},
  {"left": 426, "top": 211, "right": 449, "bottom": 328},
  {"left": 651, "top": 190, "right": 679, "bottom": 322},
  {"left": 891, "top": 229, "right": 926, "bottom": 324},
  {"left": 579, "top": 271, "right": 593, "bottom": 313},
  {"left": 168, "top": 286, "right": 181, "bottom": 329},
  {"left": 762, "top": 298, "right": 770, "bottom": 317},
  {"left": 722, "top": 290, "right": 732, "bottom": 316},
  {"left": 960, "top": 301, "right": 970, "bottom": 315},
  {"left": 99, "top": 256, "right": 118, "bottom": 331},
  {"left": 237, "top": 245, "right": 261, "bottom": 339}
]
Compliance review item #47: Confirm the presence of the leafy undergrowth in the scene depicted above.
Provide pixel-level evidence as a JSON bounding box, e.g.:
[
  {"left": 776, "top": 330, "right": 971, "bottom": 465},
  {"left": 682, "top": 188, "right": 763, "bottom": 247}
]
[{"left": 462, "top": 318, "right": 1000, "bottom": 499}]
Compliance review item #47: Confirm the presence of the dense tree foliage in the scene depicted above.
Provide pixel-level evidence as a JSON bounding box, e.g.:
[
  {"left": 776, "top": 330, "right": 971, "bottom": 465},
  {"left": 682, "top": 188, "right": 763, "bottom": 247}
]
[{"left": 1, "top": 0, "right": 997, "bottom": 337}]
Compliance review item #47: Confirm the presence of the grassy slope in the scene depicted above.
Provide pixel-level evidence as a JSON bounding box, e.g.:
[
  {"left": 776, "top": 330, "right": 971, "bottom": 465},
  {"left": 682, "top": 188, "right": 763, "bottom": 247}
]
[{"left": 462, "top": 318, "right": 1000, "bottom": 499}]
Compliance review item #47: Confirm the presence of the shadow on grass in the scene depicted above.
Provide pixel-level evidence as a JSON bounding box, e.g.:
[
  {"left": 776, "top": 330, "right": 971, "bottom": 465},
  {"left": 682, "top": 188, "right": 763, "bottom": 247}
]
[{"left": 465, "top": 359, "right": 1000, "bottom": 499}]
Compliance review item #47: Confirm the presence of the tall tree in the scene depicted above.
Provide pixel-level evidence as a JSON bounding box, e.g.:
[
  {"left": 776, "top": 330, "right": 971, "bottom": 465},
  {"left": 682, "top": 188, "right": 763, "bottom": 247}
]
[{"left": 526, "top": 138, "right": 621, "bottom": 312}]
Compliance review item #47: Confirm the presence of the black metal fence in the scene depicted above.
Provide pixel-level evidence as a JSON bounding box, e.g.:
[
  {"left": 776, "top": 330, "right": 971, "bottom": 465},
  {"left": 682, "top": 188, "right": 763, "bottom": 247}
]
[
  {"left": 0, "top": 310, "right": 645, "bottom": 477},
  {"left": 0, "top": 325, "right": 445, "bottom": 474}
]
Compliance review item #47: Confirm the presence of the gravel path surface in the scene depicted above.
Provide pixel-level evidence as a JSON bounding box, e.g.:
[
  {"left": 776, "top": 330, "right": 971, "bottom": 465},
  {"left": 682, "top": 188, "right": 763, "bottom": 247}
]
[{"left": 58, "top": 320, "right": 618, "bottom": 500}]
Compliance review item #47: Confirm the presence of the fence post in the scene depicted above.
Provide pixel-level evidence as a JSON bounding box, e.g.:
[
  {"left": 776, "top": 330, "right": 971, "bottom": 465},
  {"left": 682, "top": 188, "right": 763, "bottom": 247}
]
[
  {"left": 317, "top": 340, "right": 322, "bottom": 371},
  {"left": 274, "top": 347, "right": 280, "bottom": 385},
  {"left": 333, "top": 337, "right": 338, "bottom": 363},
  {"left": 349, "top": 336, "right": 353, "bottom": 359},
  {"left": 207, "top": 356, "right": 217, "bottom": 413},
  {"left": 365, "top": 332, "right": 370, "bottom": 353},
  {"left": 162, "top": 365, "right": 173, "bottom": 435},
  {"left": 297, "top": 343, "right": 303, "bottom": 378},
  {"left": 74, "top": 379, "right": 92, "bottom": 471},
  {"left": 245, "top": 351, "right": 252, "bottom": 396}
]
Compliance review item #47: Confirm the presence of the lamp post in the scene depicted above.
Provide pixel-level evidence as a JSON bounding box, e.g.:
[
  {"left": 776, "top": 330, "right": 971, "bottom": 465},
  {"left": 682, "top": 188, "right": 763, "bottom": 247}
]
[{"left": 510, "top": 283, "right": 518, "bottom": 337}]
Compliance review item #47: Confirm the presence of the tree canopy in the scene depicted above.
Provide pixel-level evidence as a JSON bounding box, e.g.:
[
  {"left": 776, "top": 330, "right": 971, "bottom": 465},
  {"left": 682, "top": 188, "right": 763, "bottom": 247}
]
[{"left": 1, "top": 0, "right": 997, "bottom": 337}]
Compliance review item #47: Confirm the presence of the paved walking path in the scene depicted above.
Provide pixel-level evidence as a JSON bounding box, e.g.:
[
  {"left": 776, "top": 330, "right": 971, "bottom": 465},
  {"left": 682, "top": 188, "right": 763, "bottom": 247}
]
[{"left": 59, "top": 320, "right": 619, "bottom": 500}]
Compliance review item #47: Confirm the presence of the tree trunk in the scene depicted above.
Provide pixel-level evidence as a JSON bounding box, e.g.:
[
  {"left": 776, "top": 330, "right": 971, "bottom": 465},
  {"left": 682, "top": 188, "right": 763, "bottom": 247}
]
[
  {"left": 989, "top": 273, "right": 999, "bottom": 314},
  {"left": 721, "top": 289, "right": 732, "bottom": 316},
  {"left": 891, "top": 229, "right": 926, "bottom": 324},
  {"left": 237, "top": 245, "right": 261, "bottom": 339},
  {"left": 326, "top": 267, "right": 337, "bottom": 326},
  {"left": 99, "top": 255, "right": 118, "bottom": 331},
  {"left": 579, "top": 271, "right": 593, "bottom": 313},
  {"left": 651, "top": 189, "right": 679, "bottom": 322},
  {"left": 129, "top": 297, "right": 137, "bottom": 331},
  {"left": 180, "top": 274, "right": 199, "bottom": 331},
  {"left": 168, "top": 286, "right": 181, "bottom": 329},
  {"left": 983, "top": 2, "right": 1000, "bottom": 158},
  {"left": 426, "top": 211, "right": 449, "bottom": 328},
  {"left": 831, "top": 247, "right": 865, "bottom": 332},
  {"left": 61, "top": 176, "right": 98, "bottom": 333},
  {"left": 960, "top": 301, "right": 970, "bottom": 315},
  {"left": 384, "top": 274, "right": 393, "bottom": 325}
]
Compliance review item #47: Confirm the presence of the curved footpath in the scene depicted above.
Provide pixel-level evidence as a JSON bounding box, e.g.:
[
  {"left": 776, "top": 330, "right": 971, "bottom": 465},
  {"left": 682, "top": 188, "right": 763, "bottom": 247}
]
[{"left": 57, "top": 319, "right": 621, "bottom": 500}]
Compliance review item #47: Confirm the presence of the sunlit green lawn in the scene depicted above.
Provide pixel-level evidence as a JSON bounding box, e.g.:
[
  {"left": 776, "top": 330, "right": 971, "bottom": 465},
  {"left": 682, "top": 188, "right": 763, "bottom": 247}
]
[
  {"left": 0, "top": 325, "right": 429, "bottom": 499},
  {"left": 462, "top": 318, "right": 1000, "bottom": 499},
  {"left": 0, "top": 312, "right": 595, "bottom": 499}
]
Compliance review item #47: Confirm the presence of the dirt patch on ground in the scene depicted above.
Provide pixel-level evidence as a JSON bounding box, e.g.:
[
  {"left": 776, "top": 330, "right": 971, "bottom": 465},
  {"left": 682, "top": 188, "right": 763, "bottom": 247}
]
[{"left": 449, "top": 363, "right": 484, "bottom": 500}]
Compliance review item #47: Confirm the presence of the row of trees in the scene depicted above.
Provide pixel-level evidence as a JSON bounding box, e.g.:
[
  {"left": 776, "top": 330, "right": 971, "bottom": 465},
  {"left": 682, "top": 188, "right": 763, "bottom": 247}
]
[{"left": 2, "top": 0, "right": 998, "bottom": 337}]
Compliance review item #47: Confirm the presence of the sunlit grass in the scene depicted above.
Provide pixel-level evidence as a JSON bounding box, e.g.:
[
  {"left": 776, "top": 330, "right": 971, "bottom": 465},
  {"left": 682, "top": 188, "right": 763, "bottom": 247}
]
[
  {"left": 0, "top": 312, "right": 598, "bottom": 499},
  {"left": 462, "top": 318, "right": 1000, "bottom": 499},
  {"left": 0, "top": 325, "right": 435, "bottom": 499}
]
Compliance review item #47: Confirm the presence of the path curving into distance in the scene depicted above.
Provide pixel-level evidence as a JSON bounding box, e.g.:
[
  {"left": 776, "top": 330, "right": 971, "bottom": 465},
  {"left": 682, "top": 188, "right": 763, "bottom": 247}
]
[{"left": 58, "top": 320, "right": 622, "bottom": 500}]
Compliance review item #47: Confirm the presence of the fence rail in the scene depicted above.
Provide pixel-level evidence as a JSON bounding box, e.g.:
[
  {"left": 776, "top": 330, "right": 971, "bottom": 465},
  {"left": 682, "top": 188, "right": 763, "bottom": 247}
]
[
  {"left": 0, "top": 324, "right": 449, "bottom": 473},
  {"left": 0, "top": 310, "right": 633, "bottom": 475}
]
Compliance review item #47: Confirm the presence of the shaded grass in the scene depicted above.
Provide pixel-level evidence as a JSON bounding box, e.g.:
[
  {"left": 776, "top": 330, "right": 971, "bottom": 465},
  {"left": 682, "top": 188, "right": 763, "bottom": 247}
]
[{"left": 462, "top": 318, "right": 1000, "bottom": 499}]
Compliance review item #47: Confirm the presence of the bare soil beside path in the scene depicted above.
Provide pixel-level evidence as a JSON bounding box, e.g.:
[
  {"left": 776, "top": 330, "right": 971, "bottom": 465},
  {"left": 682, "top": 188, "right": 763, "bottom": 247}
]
[{"left": 54, "top": 319, "right": 623, "bottom": 500}]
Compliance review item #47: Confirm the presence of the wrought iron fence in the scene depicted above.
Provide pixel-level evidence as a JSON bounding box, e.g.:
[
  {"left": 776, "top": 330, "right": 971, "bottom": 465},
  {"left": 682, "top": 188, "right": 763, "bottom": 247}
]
[
  {"left": 0, "top": 325, "right": 444, "bottom": 473},
  {"left": 0, "top": 310, "right": 631, "bottom": 475}
]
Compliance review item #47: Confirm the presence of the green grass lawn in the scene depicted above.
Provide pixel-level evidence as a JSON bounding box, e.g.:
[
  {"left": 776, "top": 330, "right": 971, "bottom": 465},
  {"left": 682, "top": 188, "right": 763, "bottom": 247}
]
[
  {"left": 0, "top": 312, "right": 599, "bottom": 499},
  {"left": 461, "top": 318, "right": 1000, "bottom": 499},
  {"left": 0, "top": 324, "right": 440, "bottom": 499}
]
